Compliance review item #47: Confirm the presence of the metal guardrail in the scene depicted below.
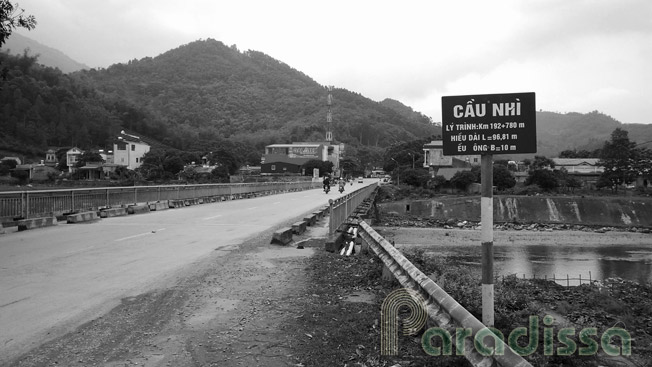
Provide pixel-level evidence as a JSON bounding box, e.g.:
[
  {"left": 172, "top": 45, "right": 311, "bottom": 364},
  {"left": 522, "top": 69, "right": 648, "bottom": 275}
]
[
  {"left": 357, "top": 220, "right": 532, "bottom": 367},
  {"left": 0, "top": 181, "right": 321, "bottom": 221},
  {"left": 328, "top": 182, "right": 378, "bottom": 236}
]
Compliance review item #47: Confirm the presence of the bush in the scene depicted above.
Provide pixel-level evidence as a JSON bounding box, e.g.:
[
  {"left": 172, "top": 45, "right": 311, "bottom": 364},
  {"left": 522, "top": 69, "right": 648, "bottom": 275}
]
[
  {"left": 401, "top": 168, "right": 430, "bottom": 188},
  {"left": 450, "top": 170, "right": 477, "bottom": 191},
  {"left": 525, "top": 169, "right": 558, "bottom": 191}
]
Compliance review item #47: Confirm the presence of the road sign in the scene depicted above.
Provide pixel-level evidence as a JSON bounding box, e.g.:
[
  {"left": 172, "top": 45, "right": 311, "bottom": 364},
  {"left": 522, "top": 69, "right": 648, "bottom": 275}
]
[{"left": 441, "top": 92, "right": 536, "bottom": 155}]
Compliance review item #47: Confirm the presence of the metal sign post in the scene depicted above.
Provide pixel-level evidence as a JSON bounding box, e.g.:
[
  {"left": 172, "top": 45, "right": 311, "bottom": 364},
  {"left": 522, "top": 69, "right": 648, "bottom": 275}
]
[
  {"left": 441, "top": 92, "right": 536, "bottom": 327},
  {"left": 480, "top": 154, "right": 494, "bottom": 326}
]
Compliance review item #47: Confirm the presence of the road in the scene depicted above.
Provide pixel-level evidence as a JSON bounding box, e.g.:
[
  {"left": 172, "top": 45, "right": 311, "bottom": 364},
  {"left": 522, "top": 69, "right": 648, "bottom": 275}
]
[{"left": 0, "top": 183, "right": 362, "bottom": 364}]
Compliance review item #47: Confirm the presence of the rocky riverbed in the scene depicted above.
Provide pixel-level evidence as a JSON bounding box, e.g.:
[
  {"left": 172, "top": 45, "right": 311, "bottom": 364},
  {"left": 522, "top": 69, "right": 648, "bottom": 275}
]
[{"left": 378, "top": 212, "right": 652, "bottom": 234}]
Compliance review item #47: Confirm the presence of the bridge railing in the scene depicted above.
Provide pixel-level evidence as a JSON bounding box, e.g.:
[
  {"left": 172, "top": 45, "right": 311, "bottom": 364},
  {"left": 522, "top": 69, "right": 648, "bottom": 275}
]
[
  {"left": 0, "top": 181, "right": 320, "bottom": 221},
  {"left": 357, "top": 220, "right": 532, "bottom": 367},
  {"left": 328, "top": 182, "right": 378, "bottom": 236}
]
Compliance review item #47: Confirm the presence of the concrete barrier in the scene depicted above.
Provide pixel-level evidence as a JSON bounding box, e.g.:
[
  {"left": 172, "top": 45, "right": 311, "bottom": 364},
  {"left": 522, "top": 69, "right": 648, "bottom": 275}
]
[
  {"left": 303, "top": 214, "right": 317, "bottom": 226},
  {"left": 312, "top": 211, "right": 323, "bottom": 220},
  {"left": 100, "top": 208, "right": 128, "bottom": 218},
  {"left": 169, "top": 200, "right": 184, "bottom": 208},
  {"left": 128, "top": 204, "right": 150, "bottom": 215},
  {"left": 66, "top": 211, "right": 99, "bottom": 223},
  {"left": 184, "top": 198, "right": 201, "bottom": 206},
  {"left": 17, "top": 217, "right": 58, "bottom": 231},
  {"left": 292, "top": 221, "right": 307, "bottom": 235},
  {"left": 325, "top": 231, "right": 344, "bottom": 253},
  {"left": 148, "top": 201, "right": 169, "bottom": 211},
  {"left": 271, "top": 227, "right": 293, "bottom": 245}
]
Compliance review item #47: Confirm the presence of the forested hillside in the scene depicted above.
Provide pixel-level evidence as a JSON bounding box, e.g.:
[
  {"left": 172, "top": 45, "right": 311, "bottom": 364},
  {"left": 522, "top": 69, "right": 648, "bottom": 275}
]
[
  {"left": 77, "top": 39, "right": 438, "bottom": 151},
  {"left": 0, "top": 38, "right": 438, "bottom": 165},
  {"left": 534, "top": 111, "right": 652, "bottom": 157},
  {"left": 2, "top": 36, "right": 652, "bottom": 167}
]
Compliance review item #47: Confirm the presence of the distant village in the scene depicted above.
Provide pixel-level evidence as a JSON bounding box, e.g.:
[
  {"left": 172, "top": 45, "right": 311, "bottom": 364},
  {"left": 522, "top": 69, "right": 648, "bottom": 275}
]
[{"left": 1, "top": 131, "right": 632, "bottom": 193}]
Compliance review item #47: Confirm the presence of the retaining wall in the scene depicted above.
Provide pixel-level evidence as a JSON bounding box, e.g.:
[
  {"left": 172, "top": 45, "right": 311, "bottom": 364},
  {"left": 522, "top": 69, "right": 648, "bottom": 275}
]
[{"left": 379, "top": 195, "right": 652, "bottom": 227}]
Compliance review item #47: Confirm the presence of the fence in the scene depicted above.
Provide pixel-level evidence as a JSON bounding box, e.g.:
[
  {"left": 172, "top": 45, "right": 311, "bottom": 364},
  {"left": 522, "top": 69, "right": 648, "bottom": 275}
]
[
  {"left": 500, "top": 272, "right": 598, "bottom": 287},
  {"left": 0, "top": 181, "right": 320, "bottom": 221},
  {"left": 328, "top": 183, "right": 378, "bottom": 236}
]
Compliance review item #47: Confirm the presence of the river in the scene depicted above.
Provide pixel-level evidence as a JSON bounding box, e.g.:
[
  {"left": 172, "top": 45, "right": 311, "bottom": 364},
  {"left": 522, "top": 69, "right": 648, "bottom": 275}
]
[{"left": 381, "top": 227, "right": 652, "bottom": 286}]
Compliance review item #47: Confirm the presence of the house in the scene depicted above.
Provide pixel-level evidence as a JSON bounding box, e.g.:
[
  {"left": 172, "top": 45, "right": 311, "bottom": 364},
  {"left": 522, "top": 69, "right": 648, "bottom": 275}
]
[
  {"left": 261, "top": 141, "right": 343, "bottom": 176},
  {"left": 113, "top": 132, "right": 150, "bottom": 170},
  {"left": 261, "top": 144, "right": 326, "bottom": 175},
  {"left": 77, "top": 163, "right": 120, "bottom": 180},
  {"left": 45, "top": 149, "right": 57, "bottom": 166},
  {"left": 551, "top": 158, "right": 604, "bottom": 174},
  {"left": 1, "top": 156, "right": 22, "bottom": 165},
  {"left": 66, "top": 147, "right": 83, "bottom": 172},
  {"left": 422, "top": 140, "right": 480, "bottom": 177},
  {"left": 551, "top": 158, "right": 604, "bottom": 188}
]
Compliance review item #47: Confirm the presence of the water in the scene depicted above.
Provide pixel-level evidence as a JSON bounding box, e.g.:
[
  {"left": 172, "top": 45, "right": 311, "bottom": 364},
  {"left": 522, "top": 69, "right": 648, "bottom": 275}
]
[{"left": 435, "top": 243, "right": 652, "bottom": 285}]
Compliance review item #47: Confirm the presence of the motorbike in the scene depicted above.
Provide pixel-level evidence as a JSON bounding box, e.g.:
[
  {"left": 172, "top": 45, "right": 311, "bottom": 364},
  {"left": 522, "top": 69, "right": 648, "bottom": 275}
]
[
  {"left": 338, "top": 186, "right": 344, "bottom": 193},
  {"left": 324, "top": 185, "right": 330, "bottom": 194}
]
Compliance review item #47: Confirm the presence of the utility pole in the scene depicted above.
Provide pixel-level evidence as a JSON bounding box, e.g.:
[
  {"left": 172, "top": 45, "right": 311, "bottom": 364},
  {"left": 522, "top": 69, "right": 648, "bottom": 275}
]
[
  {"left": 390, "top": 158, "right": 400, "bottom": 186},
  {"left": 326, "top": 86, "right": 333, "bottom": 143}
]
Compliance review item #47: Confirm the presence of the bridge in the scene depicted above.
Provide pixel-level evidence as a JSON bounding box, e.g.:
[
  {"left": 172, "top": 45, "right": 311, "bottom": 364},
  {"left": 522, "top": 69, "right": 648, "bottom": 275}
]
[{"left": 0, "top": 180, "right": 531, "bottom": 366}]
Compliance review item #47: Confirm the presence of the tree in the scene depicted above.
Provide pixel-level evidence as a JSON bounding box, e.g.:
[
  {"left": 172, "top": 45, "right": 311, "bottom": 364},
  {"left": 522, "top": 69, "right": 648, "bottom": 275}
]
[
  {"left": 207, "top": 148, "right": 240, "bottom": 175},
  {"left": 75, "top": 151, "right": 103, "bottom": 168},
  {"left": 530, "top": 156, "right": 555, "bottom": 170},
  {"left": 0, "top": 158, "right": 17, "bottom": 175},
  {"left": 401, "top": 168, "right": 430, "bottom": 188},
  {"left": 339, "top": 157, "right": 360, "bottom": 178},
  {"left": 1, "top": 1, "right": 36, "bottom": 81},
  {"left": 302, "top": 159, "right": 333, "bottom": 177},
  {"left": 0, "top": 1, "right": 35, "bottom": 46},
  {"left": 525, "top": 169, "right": 558, "bottom": 191},
  {"left": 428, "top": 175, "right": 447, "bottom": 191},
  {"left": 598, "top": 128, "right": 639, "bottom": 191},
  {"left": 450, "top": 170, "right": 477, "bottom": 191},
  {"left": 493, "top": 164, "right": 516, "bottom": 191}
]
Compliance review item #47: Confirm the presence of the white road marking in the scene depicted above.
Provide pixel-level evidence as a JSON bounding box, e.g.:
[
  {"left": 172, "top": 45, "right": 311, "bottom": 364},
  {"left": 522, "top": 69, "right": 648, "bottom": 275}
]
[
  {"left": 115, "top": 228, "right": 166, "bottom": 242},
  {"left": 202, "top": 214, "right": 223, "bottom": 220}
]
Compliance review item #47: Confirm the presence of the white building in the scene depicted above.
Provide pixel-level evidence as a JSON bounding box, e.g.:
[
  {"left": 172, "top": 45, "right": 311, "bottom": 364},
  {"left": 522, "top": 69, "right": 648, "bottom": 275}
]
[
  {"left": 422, "top": 140, "right": 480, "bottom": 168},
  {"left": 113, "top": 133, "right": 150, "bottom": 170},
  {"left": 66, "top": 147, "right": 83, "bottom": 172}
]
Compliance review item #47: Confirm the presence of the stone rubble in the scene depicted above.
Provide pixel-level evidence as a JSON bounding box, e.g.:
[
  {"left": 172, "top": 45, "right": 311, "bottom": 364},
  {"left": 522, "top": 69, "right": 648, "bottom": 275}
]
[{"left": 378, "top": 213, "right": 652, "bottom": 234}]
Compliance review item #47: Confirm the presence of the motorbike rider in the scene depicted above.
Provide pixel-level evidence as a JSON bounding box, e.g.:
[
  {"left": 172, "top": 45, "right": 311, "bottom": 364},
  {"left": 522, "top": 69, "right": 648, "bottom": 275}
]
[
  {"left": 338, "top": 178, "right": 346, "bottom": 192},
  {"left": 323, "top": 175, "right": 331, "bottom": 192}
]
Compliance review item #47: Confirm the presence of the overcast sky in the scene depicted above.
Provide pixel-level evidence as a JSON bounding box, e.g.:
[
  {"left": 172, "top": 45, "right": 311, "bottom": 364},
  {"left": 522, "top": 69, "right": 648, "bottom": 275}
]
[{"left": 10, "top": 0, "right": 652, "bottom": 125}]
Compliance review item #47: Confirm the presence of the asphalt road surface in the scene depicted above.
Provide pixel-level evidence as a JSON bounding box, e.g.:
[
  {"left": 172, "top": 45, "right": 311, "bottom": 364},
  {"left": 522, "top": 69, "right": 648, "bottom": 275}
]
[{"left": 0, "top": 183, "right": 364, "bottom": 364}]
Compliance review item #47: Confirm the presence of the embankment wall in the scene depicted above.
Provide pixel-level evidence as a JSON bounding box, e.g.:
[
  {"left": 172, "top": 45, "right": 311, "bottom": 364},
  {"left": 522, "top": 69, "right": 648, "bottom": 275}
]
[{"left": 378, "top": 196, "right": 652, "bottom": 227}]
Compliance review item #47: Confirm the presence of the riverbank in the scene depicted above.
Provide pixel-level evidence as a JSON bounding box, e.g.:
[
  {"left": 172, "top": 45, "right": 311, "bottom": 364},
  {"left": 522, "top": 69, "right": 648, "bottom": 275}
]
[
  {"left": 376, "top": 192, "right": 652, "bottom": 229},
  {"left": 375, "top": 224, "right": 652, "bottom": 366}
]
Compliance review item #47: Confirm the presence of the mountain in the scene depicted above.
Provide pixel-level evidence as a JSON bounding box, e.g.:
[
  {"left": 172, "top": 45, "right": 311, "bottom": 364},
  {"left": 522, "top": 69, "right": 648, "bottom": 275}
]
[
  {"left": 76, "top": 39, "right": 440, "bottom": 150},
  {"left": 533, "top": 111, "right": 652, "bottom": 158},
  {"left": 2, "top": 33, "right": 89, "bottom": 73},
  {"left": 2, "top": 36, "right": 652, "bottom": 166}
]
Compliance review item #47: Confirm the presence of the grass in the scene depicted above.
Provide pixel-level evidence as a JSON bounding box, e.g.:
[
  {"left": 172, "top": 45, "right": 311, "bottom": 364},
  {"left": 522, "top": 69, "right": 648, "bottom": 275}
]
[{"left": 401, "top": 247, "right": 652, "bottom": 366}]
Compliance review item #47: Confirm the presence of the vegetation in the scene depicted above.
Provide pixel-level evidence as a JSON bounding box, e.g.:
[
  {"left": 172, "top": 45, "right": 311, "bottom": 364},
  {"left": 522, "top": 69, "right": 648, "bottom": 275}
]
[
  {"left": 597, "top": 128, "right": 652, "bottom": 192},
  {"left": 1, "top": 0, "right": 36, "bottom": 80},
  {"left": 403, "top": 247, "right": 652, "bottom": 366},
  {"left": 0, "top": 38, "right": 438, "bottom": 179}
]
